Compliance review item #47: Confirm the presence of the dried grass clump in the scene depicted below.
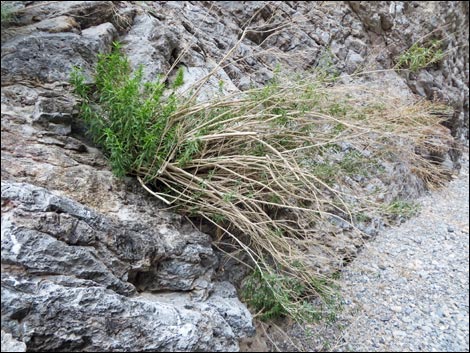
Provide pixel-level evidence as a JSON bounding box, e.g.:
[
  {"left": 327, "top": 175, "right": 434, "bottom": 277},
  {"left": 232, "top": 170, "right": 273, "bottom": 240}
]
[{"left": 71, "top": 40, "right": 454, "bottom": 322}]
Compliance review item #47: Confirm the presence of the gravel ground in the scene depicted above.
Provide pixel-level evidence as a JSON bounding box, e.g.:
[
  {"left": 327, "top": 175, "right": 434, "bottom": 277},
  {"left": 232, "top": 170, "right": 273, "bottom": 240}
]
[
  {"left": 243, "top": 152, "right": 469, "bottom": 352},
  {"left": 330, "top": 153, "right": 470, "bottom": 352}
]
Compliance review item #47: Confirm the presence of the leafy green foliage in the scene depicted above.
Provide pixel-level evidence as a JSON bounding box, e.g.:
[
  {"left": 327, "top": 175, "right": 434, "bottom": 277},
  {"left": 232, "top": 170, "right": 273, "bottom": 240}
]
[
  {"left": 311, "top": 149, "right": 381, "bottom": 185},
  {"left": 382, "top": 200, "right": 420, "bottom": 219},
  {"left": 242, "top": 267, "right": 314, "bottom": 321},
  {"left": 242, "top": 265, "right": 341, "bottom": 322},
  {"left": 311, "top": 162, "right": 338, "bottom": 185},
  {"left": 396, "top": 39, "right": 445, "bottom": 72},
  {"left": 354, "top": 212, "right": 372, "bottom": 223},
  {"left": 173, "top": 66, "right": 185, "bottom": 89},
  {"left": 71, "top": 42, "right": 187, "bottom": 178}
]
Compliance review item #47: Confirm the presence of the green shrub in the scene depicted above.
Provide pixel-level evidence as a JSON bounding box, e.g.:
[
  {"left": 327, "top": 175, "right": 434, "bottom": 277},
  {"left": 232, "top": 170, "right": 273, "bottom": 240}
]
[
  {"left": 396, "top": 39, "right": 445, "bottom": 72},
  {"left": 71, "top": 42, "right": 185, "bottom": 178}
]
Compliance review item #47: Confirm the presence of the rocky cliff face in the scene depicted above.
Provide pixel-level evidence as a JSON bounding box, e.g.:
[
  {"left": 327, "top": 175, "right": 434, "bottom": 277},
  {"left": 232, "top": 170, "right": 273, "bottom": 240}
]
[{"left": 1, "top": 1, "right": 468, "bottom": 352}]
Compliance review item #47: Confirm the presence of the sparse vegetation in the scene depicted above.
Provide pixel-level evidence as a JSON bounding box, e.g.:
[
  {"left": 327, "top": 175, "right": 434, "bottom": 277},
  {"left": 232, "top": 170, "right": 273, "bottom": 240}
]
[
  {"left": 71, "top": 41, "right": 452, "bottom": 323},
  {"left": 242, "top": 264, "right": 341, "bottom": 322},
  {"left": 382, "top": 199, "right": 421, "bottom": 219},
  {"left": 396, "top": 39, "right": 445, "bottom": 72},
  {"left": 1, "top": 1, "right": 16, "bottom": 26}
]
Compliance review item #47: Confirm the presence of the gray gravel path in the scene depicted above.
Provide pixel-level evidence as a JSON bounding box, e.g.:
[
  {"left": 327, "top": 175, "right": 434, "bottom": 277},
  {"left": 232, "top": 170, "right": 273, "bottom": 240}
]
[{"left": 333, "top": 155, "right": 469, "bottom": 352}]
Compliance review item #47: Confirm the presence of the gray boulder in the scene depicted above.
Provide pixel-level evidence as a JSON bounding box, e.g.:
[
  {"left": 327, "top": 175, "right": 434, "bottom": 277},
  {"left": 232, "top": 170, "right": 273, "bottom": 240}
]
[{"left": 1, "top": 181, "right": 254, "bottom": 351}]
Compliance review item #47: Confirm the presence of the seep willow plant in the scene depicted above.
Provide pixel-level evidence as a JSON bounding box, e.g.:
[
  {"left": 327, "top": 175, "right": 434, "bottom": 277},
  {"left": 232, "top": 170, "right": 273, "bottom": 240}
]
[
  {"left": 71, "top": 42, "right": 186, "bottom": 178},
  {"left": 71, "top": 41, "right": 453, "bottom": 323}
]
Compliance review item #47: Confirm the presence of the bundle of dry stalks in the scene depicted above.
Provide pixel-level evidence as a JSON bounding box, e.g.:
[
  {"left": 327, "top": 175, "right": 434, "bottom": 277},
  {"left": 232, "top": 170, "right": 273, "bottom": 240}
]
[{"left": 136, "top": 71, "right": 453, "bottom": 320}]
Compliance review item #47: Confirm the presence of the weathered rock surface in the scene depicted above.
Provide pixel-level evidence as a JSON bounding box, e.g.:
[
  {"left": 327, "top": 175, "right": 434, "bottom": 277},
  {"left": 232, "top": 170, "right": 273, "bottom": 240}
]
[
  {"left": 347, "top": 1, "right": 469, "bottom": 142},
  {"left": 1, "top": 181, "right": 254, "bottom": 351},
  {"left": 1, "top": 181, "right": 216, "bottom": 294},
  {"left": 1, "top": 1, "right": 467, "bottom": 352},
  {"left": 2, "top": 271, "right": 251, "bottom": 352},
  {"left": 1, "top": 331, "right": 26, "bottom": 352},
  {"left": 132, "top": 1, "right": 468, "bottom": 140}
]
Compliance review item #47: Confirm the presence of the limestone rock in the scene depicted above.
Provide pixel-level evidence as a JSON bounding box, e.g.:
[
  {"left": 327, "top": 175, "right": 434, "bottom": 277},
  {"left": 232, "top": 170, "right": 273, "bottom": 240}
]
[
  {"left": 1, "top": 273, "right": 248, "bottom": 352},
  {"left": 1, "top": 181, "right": 253, "bottom": 351},
  {"left": 1, "top": 331, "right": 26, "bottom": 352}
]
